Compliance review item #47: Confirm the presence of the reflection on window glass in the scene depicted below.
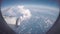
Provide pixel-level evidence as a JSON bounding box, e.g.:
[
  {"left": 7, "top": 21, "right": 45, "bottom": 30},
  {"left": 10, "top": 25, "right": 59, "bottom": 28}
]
[{"left": 1, "top": 0, "right": 59, "bottom": 34}]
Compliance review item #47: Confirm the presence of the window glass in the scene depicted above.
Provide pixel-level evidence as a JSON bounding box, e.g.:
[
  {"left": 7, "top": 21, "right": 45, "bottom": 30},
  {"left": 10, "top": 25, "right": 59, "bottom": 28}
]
[{"left": 1, "top": 0, "right": 59, "bottom": 34}]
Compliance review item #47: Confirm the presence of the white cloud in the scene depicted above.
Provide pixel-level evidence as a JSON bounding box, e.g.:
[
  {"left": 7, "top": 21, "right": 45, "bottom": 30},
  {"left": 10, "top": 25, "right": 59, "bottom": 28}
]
[
  {"left": 45, "top": 19, "right": 53, "bottom": 25},
  {"left": 26, "top": 5, "right": 59, "bottom": 11},
  {"left": 17, "top": 5, "right": 31, "bottom": 19},
  {"left": 2, "top": 5, "right": 32, "bottom": 25},
  {"left": 1, "top": 5, "right": 59, "bottom": 26}
]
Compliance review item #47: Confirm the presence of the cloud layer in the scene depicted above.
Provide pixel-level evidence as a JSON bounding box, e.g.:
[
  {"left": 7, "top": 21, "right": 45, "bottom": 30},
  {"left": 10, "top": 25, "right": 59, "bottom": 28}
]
[{"left": 2, "top": 5, "right": 32, "bottom": 25}]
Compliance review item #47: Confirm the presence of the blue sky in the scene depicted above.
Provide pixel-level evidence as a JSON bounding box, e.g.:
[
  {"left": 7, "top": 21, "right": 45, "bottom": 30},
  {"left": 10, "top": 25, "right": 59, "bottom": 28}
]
[{"left": 1, "top": 0, "right": 58, "bottom": 8}]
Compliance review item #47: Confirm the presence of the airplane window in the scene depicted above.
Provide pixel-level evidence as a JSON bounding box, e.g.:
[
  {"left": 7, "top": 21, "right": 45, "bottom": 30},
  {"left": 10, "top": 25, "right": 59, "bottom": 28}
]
[{"left": 1, "top": 0, "right": 59, "bottom": 34}]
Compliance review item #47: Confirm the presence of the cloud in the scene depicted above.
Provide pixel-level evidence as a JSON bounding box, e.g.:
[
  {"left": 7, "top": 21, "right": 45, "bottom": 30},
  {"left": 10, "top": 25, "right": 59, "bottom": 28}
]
[
  {"left": 2, "top": 5, "right": 32, "bottom": 25},
  {"left": 17, "top": 5, "right": 31, "bottom": 19},
  {"left": 1, "top": 5, "right": 58, "bottom": 25},
  {"left": 26, "top": 5, "right": 59, "bottom": 11},
  {"left": 45, "top": 19, "right": 53, "bottom": 25},
  {"left": 28, "top": 5, "right": 59, "bottom": 16}
]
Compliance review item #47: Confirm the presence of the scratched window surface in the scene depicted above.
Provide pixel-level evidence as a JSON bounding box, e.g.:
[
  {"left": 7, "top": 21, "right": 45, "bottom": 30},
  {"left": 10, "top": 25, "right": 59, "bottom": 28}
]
[{"left": 1, "top": 0, "right": 59, "bottom": 34}]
